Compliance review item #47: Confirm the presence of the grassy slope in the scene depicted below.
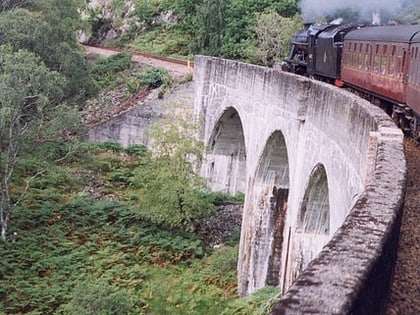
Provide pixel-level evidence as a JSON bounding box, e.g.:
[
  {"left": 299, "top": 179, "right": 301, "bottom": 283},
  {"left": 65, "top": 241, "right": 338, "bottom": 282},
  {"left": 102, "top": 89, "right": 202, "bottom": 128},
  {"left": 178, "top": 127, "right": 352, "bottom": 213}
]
[{"left": 0, "top": 143, "right": 240, "bottom": 314}]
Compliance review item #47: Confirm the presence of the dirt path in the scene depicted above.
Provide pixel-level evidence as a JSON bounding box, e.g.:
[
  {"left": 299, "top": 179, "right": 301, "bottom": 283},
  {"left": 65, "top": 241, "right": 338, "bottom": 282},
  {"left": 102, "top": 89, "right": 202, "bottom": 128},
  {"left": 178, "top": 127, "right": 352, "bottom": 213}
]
[
  {"left": 83, "top": 45, "right": 193, "bottom": 79},
  {"left": 386, "top": 139, "right": 420, "bottom": 315}
]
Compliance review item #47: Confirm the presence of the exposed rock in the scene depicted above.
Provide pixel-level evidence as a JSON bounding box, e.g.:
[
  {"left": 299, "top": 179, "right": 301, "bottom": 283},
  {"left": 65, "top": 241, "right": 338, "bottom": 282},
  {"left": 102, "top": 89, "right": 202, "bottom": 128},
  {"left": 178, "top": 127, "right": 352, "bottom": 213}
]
[
  {"left": 156, "top": 10, "right": 178, "bottom": 24},
  {"left": 79, "top": 0, "right": 178, "bottom": 44},
  {"left": 196, "top": 203, "right": 243, "bottom": 248}
]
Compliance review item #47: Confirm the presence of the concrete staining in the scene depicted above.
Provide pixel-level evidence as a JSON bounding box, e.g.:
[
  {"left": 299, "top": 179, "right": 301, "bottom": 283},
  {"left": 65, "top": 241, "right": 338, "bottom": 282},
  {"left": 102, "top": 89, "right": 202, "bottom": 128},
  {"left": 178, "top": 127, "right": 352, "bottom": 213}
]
[
  {"left": 194, "top": 56, "right": 406, "bottom": 313},
  {"left": 88, "top": 82, "right": 193, "bottom": 146}
]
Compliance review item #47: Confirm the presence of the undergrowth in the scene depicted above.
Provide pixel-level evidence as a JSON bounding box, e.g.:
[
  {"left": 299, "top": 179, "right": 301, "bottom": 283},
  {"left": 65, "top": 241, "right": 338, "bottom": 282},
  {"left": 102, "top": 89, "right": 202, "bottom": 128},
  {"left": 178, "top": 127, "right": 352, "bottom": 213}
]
[{"left": 0, "top": 141, "right": 278, "bottom": 314}]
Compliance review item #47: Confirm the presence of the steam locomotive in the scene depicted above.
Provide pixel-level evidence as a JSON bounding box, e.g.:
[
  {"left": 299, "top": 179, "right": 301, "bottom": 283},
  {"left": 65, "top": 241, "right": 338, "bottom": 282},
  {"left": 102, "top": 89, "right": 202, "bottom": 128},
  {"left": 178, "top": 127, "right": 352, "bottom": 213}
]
[{"left": 282, "top": 23, "right": 420, "bottom": 140}]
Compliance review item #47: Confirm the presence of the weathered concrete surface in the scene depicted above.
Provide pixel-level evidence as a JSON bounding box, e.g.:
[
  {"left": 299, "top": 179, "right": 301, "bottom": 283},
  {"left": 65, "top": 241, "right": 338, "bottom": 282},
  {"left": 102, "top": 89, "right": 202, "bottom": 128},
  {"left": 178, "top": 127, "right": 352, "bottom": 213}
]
[
  {"left": 88, "top": 82, "right": 193, "bottom": 146},
  {"left": 194, "top": 56, "right": 406, "bottom": 313}
]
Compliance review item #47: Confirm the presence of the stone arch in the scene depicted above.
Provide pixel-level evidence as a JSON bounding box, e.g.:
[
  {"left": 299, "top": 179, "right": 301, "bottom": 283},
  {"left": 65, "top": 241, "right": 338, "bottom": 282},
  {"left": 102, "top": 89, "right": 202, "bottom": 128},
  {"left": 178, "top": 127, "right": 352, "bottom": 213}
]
[
  {"left": 289, "top": 163, "right": 330, "bottom": 283},
  {"left": 253, "top": 130, "right": 290, "bottom": 287},
  {"left": 298, "top": 164, "right": 330, "bottom": 234},
  {"left": 207, "top": 107, "right": 246, "bottom": 194}
]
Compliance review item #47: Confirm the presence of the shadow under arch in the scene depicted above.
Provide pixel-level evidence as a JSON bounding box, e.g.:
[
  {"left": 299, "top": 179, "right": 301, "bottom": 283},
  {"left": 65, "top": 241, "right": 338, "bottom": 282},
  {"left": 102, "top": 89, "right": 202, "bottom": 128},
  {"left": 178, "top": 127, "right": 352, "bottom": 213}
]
[
  {"left": 289, "top": 163, "right": 330, "bottom": 284},
  {"left": 207, "top": 107, "right": 246, "bottom": 194},
  {"left": 298, "top": 163, "right": 330, "bottom": 235},
  {"left": 254, "top": 130, "right": 290, "bottom": 287}
]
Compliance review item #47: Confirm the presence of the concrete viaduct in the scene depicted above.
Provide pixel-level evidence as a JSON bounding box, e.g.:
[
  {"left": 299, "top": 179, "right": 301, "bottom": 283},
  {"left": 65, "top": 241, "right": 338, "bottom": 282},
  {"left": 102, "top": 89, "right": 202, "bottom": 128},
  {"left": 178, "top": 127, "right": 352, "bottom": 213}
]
[{"left": 194, "top": 56, "right": 406, "bottom": 314}]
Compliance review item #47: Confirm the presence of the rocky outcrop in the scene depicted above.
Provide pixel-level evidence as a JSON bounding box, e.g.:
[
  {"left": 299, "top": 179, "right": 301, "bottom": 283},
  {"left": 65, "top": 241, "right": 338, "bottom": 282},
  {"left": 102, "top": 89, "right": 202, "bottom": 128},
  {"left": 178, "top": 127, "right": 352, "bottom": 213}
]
[{"left": 78, "top": 0, "right": 177, "bottom": 44}]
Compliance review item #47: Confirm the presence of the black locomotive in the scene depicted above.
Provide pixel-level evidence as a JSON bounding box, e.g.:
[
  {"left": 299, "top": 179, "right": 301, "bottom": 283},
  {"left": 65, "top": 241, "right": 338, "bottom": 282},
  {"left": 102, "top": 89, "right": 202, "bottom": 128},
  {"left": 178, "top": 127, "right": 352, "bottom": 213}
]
[{"left": 282, "top": 23, "right": 420, "bottom": 140}]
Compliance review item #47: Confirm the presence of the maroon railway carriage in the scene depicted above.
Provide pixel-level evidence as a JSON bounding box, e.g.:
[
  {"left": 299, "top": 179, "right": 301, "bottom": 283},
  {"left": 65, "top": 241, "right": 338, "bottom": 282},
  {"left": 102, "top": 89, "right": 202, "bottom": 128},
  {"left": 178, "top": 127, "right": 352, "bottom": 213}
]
[
  {"left": 407, "top": 31, "right": 420, "bottom": 137},
  {"left": 341, "top": 25, "right": 420, "bottom": 138}
]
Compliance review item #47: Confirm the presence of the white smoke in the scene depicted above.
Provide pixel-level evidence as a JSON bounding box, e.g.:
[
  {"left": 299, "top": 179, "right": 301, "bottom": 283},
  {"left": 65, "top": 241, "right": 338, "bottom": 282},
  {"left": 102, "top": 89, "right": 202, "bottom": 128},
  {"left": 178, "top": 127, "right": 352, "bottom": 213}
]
[{"left": 299, "top": 0, "right": 404, "bottom": 22}]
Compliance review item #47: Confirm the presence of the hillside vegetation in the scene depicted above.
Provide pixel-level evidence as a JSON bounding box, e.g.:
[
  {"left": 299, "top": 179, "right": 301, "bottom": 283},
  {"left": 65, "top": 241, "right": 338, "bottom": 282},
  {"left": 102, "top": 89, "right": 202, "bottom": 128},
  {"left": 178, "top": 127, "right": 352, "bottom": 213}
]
[
  {"left": 82, "top": 0, "right": 420, "bottom": 66},
  {"left": 82, "top": 0, "right": 303, "bottom": 66},
  {"left": 2, "top": 0, "right": 420, "bottom": 314},
  {"left": 0, "top": 1, "right": 281, "bottom": 313}
]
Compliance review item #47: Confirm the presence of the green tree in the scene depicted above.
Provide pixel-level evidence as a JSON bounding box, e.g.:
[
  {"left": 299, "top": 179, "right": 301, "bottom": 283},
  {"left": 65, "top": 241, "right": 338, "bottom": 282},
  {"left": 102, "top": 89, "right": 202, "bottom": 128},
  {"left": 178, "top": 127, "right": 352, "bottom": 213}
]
[
  {"left": 0, "top": 45, "right": 65, "bottom": 241},
  {"left": 221, "top": 0, "right": 300, "bottom": 59},
  {"left": 0, "top": 0, "right": 29, "bottom": 12},
  {"left": 195, "top": 0, "right": 228, "bottom": 55},
  {"left": 131, "top": 105, "right": 214, "bottom": 231},
  {"left": 245, "top": 11, "right": 302, "bottom": 66},
  {"left": 0, "top": 1, "right": 96, "bottom": 100}
]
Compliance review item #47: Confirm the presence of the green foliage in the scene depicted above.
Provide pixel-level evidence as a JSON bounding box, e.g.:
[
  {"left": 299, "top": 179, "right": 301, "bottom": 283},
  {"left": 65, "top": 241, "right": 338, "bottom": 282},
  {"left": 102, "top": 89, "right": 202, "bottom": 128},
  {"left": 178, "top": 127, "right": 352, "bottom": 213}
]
[
  {"left": 130, "top": 106, "right": 212, "bottom": 230},
  {"left": 141, "top": 246, "right": 238, "bottom": 314},
  {"left": 91, "top": 52, "right": 132, "bottom": 88},
  {"left": 206, "top": 191, "right": 246, "bottom": 205},
  {"left": 92, "top": 53, "right": 132, "bottom": 76},
  {"left": 134, "top": 0, "right": 160, "bottom": 28},
  {"left": 124, "top": 144, "right": 148, "bottom": 156},
  {"left": 137, "top": 67, "right": 171, "bottom": 89},
  {"left": 60, "top": 279, "right": 135, "bottom": 315},
  {"left": 130, "top": 25, "right": 193, "bottom": 57},
  {"left": 244, "top": 11, "right": 303, "bottom": 66},
  {"left": 221, "top": 286, "right": 281, "bottom": 315},
  {"left": 220, "top": 0, "right": 300, "bottom": 59},
  {"left": 194, "top": 0, "right": 228, "bottom": 55},
  {"left": 0, "top": 1, "right": 97, "bottom": 100},
  {"left": 0, "top": 140, "right": 247, "bottom": 314},
  {"left": 394, "top": 1, "right": 420, "bottom": 24},
  {"left": 0, "top": 44, "right": 66, "bottom": 241}
]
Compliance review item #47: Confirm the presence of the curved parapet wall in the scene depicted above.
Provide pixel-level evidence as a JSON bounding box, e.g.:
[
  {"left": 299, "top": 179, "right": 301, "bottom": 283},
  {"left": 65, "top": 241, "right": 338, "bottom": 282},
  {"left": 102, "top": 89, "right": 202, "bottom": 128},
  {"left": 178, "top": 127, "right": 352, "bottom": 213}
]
[
  {"left": 193, "top": 56, "right": 406, "bottom": 314},
  {"left": 271, "top": 128, "right": 406, "bottom": 314}
]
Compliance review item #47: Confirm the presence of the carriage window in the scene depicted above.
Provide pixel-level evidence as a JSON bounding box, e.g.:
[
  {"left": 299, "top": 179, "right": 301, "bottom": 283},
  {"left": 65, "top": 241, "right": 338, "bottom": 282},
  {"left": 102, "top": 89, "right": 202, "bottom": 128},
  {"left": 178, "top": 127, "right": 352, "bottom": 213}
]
[
  {"left": 364, "top": 53, "right": 370, "bottom": 70},
  {"left": 396, "top": 46, "right": 404, "bottom": 77},
  {"left": 358, "top": 53, "right": 364, "bottom": 68},
  {"left": 353, "top": 51, "right": 358, "bottom": 66},
  {"left": 389, "top": 56, "right": 395, "bottom": 75},
  {"left": 374, "top": 55, "right": 380, "bottom": 73},
  {"left": 364, "top": 44, "right": 370, "bottom": 70},
  {"left": 381, "top": 55, "right": 387, "bottom": 74}
]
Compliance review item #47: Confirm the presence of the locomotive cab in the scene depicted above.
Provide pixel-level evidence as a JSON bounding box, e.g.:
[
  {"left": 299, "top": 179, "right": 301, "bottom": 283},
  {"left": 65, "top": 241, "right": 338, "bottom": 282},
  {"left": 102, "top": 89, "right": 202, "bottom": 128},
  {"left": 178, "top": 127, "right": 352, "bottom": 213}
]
[
  {"left": 282, "top": 23, "right": 358, "bottom": 82},
  {"left": 312, "top": 24, "right": 360, "bottom": 82},
  {"left": 282, "top": 23, "right": 332, "bottom": 75}
]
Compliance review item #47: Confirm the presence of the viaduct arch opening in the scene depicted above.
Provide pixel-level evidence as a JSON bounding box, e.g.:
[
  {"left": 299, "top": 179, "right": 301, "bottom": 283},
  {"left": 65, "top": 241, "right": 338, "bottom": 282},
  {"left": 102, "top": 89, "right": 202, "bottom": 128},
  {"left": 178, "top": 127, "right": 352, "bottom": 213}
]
[
  {"left": 299, "top": 163, "right": 330, "bottom": 235},
  {"left": 290, "top": 163, "right": 330, "bottom": 282},
  {"left": 207, "top": 107, "right": 246, "bottom": 194}
]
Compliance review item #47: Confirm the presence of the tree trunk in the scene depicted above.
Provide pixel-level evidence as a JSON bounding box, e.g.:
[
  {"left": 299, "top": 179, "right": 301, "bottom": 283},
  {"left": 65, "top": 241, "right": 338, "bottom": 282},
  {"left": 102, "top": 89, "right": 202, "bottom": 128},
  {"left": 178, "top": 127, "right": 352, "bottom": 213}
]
[{"left": 1, "top": 219, "right": 7, "bottom": 242}]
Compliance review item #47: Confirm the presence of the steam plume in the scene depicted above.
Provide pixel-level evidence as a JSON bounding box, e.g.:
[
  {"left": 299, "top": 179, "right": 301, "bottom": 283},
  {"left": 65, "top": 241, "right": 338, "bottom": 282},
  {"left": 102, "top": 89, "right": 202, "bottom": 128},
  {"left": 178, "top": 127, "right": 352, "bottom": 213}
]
[{"left": 299, "top": 0, "right": 404, "bottom": 22}]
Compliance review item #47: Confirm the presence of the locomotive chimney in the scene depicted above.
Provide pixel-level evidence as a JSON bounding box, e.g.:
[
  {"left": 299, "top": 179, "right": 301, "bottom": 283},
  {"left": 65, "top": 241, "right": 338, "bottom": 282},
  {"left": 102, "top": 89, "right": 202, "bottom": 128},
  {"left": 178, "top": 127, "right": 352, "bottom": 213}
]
[
  {"left": 372, "top": 9, "right": 381, "bottom": 25},
  {"left": 303, "top": 22, "right": 313, "bottom": 30}
]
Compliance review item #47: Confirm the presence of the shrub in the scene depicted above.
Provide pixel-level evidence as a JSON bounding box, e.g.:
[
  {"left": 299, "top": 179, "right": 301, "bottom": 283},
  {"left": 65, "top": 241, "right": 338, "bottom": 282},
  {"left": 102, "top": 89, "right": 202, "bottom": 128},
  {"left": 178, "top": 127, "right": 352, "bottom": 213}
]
[
  {"left": 91, "top": 52, "right": 132, "bottom": 77},
  {"left": 222, "top": 286, "right": 281, "bottom": 315},
  {"left": 60, "top": 280, "right": 135, "bottom": 315},
  {"left": 124, "top": 144, "right": 147, "bottom": 156},
  {"left": 138, "top": 67, "right": 170, "bottom": 89},
  {"left": 91, "top": 53, "right": 132, "bottom": 88}
]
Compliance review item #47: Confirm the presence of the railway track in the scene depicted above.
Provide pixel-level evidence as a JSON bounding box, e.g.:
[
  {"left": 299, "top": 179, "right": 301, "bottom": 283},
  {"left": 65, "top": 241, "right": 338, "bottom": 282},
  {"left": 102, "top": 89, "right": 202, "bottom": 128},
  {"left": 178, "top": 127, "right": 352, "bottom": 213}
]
[
  {"left": 386, "top": 138, "right": 420, "bottom": 315},
  {"left": 82, "top": 44, "right": 193, "bottom": 79}
]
